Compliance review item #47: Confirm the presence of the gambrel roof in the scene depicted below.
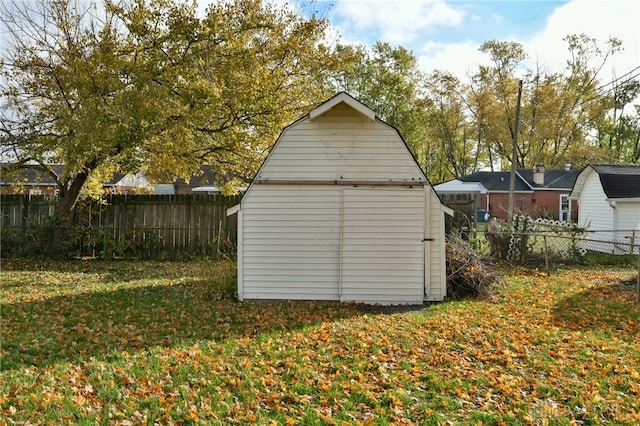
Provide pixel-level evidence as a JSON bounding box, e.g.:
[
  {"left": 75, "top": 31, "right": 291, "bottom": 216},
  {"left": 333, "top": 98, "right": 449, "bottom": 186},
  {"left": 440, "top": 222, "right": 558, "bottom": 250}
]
[{"left": 571, "top": 164, "right": 640, "bottom": 199}]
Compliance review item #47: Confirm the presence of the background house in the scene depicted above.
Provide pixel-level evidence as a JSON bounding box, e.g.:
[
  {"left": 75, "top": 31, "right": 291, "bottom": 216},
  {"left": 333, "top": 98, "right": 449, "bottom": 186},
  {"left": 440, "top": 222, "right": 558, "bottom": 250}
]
[
  {"left": 455, "top": 165, "right": 580, "bottom": 222},
  {"left": 230, "top": 92, "right": 451, "bottom": 305},
  {"left": 2, "top": 165, "right": 154, "bottom": 196},
  {"left": 103, "top": 172, "right": 153, "bottom": 194},
  {"left": 172, "top": 165, "right": 220, "bottom": 194},
  {"left": 1, "top": 164, "right": 241, "bottom": 196},
  {"left": 570, "top": 164, "right": 640, "bottom": 253},
  {"left": 0, "top": 164, "right": 63, "bottom": 196}
]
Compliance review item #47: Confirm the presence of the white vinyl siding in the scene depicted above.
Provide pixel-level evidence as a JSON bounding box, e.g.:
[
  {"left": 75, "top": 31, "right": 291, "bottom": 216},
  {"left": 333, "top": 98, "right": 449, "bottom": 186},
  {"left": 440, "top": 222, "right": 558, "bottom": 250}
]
[
  {"left": 574, "top": 168, "right": 640, "bottom": 254},
  {"left": 241, "top": 186, "right": 341, "bottom": 301},
  {"left": 256, "top": 104, "right": 423, "bottom": 182},
  {"left": 616, "top": 202, "right": 640, "bottom": 231},
  {"left": 340, "top": 188, "right": 425, "bottom": 305},
  {"left": 237, "top": 94, "right": 448, "bottom": 304},
  {"left": 617, "top": 202, "right": 640, "bottom": 254},
  {"left": 577, "top": 170, "right": 613, "bottom": 229}
]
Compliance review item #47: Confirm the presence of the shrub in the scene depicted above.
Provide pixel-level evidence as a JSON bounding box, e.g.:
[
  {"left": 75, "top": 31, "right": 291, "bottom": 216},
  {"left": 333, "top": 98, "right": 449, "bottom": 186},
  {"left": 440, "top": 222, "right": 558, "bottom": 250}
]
[{"left": 1, "top": 219, "right": 57, "bottom": 258}]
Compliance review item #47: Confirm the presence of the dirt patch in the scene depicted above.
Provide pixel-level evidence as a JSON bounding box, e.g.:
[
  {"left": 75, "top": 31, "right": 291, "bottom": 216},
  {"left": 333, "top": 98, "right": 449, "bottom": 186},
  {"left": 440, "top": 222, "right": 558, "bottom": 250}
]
[{"left": 352, "top": 303, "right": 432, "bottom": 315}]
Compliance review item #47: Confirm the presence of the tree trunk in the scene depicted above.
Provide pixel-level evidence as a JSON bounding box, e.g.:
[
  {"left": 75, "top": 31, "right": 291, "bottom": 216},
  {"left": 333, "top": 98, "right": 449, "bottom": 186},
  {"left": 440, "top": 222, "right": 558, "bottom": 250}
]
[
  {"left": 49, "top": 171, "right": 90, "bottom": 257},
  {"left": 53, "top": 171, "right": 90, "bottom": 227}
]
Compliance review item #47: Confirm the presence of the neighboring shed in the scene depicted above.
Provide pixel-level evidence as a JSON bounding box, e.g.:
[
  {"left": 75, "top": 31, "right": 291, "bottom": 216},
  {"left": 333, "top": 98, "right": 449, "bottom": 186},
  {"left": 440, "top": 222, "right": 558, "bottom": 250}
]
[
  {"left": 570, "top": 164, "right": 640, "bottom": 230},
  {"left": 229, "top": 92, "right": 452, "bottom": 305},
  {"left": 103, "top": 172, "right": 152, "bottom": 194},
  {"left": 433, "top": 179, "right": 489, "bottom": 232},
  {"left": 570, "top": 164, "right": 640, "bottom": 253}
]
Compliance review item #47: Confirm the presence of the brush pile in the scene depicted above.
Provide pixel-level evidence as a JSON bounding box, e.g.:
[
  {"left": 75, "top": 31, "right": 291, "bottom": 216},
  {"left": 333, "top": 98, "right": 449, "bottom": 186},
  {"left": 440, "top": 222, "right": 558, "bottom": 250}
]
[{"left": 446, "top": 236, "right": 504, "bottom": 299}]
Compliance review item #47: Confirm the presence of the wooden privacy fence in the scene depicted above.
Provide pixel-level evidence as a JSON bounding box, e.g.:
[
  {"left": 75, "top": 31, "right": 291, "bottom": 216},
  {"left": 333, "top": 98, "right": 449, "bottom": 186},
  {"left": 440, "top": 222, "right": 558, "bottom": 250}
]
[
  {"left": 438, "top": 192, "right": 484, "bottom": 236},
  {"left": 1, "top": 194, "right": 241, "bottom": 258}
]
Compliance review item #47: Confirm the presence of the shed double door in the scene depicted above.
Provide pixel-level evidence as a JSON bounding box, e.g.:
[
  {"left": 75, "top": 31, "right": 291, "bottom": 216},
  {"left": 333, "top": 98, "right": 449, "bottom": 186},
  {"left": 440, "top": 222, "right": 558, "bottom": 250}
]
[{"left": 340, "top": 187, "right": 426, "bottom": 304}]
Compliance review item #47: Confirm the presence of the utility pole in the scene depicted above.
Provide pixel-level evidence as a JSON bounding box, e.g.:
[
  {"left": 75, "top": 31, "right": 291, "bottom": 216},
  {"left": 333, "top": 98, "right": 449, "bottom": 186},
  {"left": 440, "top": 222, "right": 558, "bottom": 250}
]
[{"left": 506, "top": 80, "right": 523, "bottom": 229}]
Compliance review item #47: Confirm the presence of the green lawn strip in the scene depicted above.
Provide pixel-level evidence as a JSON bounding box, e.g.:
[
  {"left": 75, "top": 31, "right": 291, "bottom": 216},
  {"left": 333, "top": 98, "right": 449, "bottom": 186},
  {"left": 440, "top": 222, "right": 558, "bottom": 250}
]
[{"left": 1, "top": 261, "right": 639, "bottom": 424}]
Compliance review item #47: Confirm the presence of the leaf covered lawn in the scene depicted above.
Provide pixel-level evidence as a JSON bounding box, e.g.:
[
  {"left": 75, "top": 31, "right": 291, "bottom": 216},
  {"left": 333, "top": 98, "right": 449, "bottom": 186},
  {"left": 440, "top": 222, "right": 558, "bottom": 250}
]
[{"left": 1, "top": 260, "right": 639, "bottom": 425}]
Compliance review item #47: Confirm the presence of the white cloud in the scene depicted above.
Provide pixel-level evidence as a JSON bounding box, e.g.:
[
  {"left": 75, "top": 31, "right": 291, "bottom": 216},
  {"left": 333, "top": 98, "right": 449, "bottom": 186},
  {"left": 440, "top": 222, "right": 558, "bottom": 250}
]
[
  {"left": 526, "top": 0, "right": 639, "bottom": 79},
  {"left": 333, "top": 0, "right": 464, "bottom": 44},
  {"left": 416, "top": 40, "right": 492, "bottom": 82},
  {"left": 410, "top": 0, "right": 639, "bottom": 84},
  {"left": 491, "top": 14, "right": 504, "bottom": 24}
]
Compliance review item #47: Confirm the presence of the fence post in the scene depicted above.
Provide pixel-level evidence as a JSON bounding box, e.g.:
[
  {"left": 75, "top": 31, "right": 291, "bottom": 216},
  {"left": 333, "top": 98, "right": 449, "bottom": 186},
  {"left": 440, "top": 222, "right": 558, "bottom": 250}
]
[
  {"left": 20, "top": 194, "right": 27, "bottom": 229},
  {"left": 636, "top": 251, "right": 639, "bottom": 304},
  {"left": 631, "top": 230, "right": 639, "bottom": 304},
  {"left": 543, "top": 234, "right": 550, "bottom": 276}
]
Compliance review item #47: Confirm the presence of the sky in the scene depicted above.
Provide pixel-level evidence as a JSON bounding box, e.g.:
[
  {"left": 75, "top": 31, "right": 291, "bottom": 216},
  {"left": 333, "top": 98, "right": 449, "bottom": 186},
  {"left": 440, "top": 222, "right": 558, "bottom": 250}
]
[
  {"left": 1, "top": 0, "right": 638, "bottom": 91},
  {"left": 290, "top": 0, "right": 640, "bottom": 85}
]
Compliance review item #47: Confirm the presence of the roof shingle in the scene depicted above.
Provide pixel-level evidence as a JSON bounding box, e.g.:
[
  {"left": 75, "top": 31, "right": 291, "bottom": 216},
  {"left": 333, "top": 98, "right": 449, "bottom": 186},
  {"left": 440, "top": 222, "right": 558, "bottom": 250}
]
[{"left": 591, "top": 165, "right": 640, "bottom": 198}]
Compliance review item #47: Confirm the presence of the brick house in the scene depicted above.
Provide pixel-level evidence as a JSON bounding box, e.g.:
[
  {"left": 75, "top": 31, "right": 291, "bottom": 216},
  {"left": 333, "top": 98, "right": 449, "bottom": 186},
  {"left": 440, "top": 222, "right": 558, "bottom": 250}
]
[
  {"left": 1, "top": 165, "right": 153, "bottom": 196},
  {"left": 0, "top": 164, "right": 63, "bottom": 196},
  {"left": 2, "top": 164, "right": 247, "bottom": 196},
  {"left": 456, "top": 165, "right": 580, "bottom": 222}
]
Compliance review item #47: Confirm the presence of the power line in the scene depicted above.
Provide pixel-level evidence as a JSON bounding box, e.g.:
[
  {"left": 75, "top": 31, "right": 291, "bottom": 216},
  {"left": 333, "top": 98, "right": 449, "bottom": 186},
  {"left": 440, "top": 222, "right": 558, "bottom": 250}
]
[
  {"left": 575, "top": 70, "right": 640, "bottom": 108},
  {"left": 521, "top": 66, "right": 640, "bottom": 109},
  {"left": 594, "top": 65, "right": 640, "bottom": 93},
  {"left": 514, "top": 68, "right": 640, "bottom": 135}
]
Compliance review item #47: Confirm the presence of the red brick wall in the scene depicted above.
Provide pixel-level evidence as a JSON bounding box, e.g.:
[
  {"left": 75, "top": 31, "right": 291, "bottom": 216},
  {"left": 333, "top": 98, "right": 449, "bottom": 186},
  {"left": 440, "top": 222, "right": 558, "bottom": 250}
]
[
  {"left": 482, "top": 190, "right": 578, "bottom": 222},
  {"left": 0, "top": 185, "right": 58, "bottom": 196}
]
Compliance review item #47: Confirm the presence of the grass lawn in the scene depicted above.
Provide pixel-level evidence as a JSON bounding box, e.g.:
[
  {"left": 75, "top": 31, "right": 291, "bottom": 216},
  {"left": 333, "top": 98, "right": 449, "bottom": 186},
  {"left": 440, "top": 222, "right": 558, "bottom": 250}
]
[{"left": 1, "top": 259, "right": 639, "bottom": 425}]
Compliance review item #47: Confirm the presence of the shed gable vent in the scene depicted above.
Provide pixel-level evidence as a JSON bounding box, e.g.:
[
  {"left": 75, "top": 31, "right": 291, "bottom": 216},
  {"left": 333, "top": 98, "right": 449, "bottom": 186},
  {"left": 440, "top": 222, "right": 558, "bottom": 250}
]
[{"left": 309, "top": 92, "right": 375, "bottom": 121}]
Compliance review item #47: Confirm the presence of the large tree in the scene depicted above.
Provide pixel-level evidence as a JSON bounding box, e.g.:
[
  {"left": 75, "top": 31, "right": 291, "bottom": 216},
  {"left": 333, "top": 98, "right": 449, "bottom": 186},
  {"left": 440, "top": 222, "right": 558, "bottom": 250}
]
[
  {"left": 461, "top": 35, "right": 631, "bottom": 171},
  {"left": 470, "top": 40, "right": 528, "bottom": 170},
  {"left": 422, "top": 70, "right": 472, "bottom": 181},
  {"left": 595, "top": 77, "right": 640, "bottom": 163},
  {"left": 517, "top": 34, "right": 625, "bottom": 168},
  {"left": 1, "top": 0, "right": 336, "bottom": 225},
  {"left": 329, "top": 42, "right": 430, "bottom": 169}
]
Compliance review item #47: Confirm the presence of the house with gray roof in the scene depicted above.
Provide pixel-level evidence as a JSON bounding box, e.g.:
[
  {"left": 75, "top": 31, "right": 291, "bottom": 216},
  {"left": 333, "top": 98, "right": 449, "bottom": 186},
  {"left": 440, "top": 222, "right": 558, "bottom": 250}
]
[
  {"left": 570, "top": 164, "right": 640, "bottom": 231},
  {"left": 0, "top": 164, "right": 64, "bottom": 196},
  {"left": 450, "top": 165, "right": 580, "bottom": 222}
]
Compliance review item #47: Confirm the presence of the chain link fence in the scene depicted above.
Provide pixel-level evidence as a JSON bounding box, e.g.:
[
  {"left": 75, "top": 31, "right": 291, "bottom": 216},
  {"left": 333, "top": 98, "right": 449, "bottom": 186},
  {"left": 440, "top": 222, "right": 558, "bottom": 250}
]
[{"left": 467, "top": 215, "right": 639, "bottom": 303}]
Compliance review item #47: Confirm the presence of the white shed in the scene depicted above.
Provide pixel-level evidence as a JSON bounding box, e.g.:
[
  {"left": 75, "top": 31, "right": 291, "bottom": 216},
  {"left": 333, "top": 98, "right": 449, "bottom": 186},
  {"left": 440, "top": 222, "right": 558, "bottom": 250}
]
[
  {"left": 229, "top": 92, "right": 452, "bottom": 305},
  {"left": 570, "top": 164, "right": 640, "bottom": 253}
]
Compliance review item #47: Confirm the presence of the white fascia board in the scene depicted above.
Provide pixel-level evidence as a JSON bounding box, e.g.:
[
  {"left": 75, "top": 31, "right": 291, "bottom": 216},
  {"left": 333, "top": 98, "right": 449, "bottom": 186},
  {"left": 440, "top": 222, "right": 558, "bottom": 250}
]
[
  {"left": 569, "top": 165, "right": 594, "bottom": 199},
  {"left": 309, "top": 92, "right": 375, "bottom": 121},
  {"left": 442, "top": 205, "right": 455, "bottom": 217},
  {"left": 226, "top": 204, "right": 240, "bottom": 216}
]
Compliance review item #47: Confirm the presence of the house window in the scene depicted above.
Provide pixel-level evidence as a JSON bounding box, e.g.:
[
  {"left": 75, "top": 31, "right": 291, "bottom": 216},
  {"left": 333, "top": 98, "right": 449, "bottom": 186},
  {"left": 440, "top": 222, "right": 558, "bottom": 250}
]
[{"left": 559, "top": 194, "right": 571, "bottom": 222}]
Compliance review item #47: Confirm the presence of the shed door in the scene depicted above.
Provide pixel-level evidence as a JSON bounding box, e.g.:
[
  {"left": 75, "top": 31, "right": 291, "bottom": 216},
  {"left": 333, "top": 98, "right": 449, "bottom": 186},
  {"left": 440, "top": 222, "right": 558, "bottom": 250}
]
[{"left": 340, "top": 187, "right": 426, "bottom": 304}]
